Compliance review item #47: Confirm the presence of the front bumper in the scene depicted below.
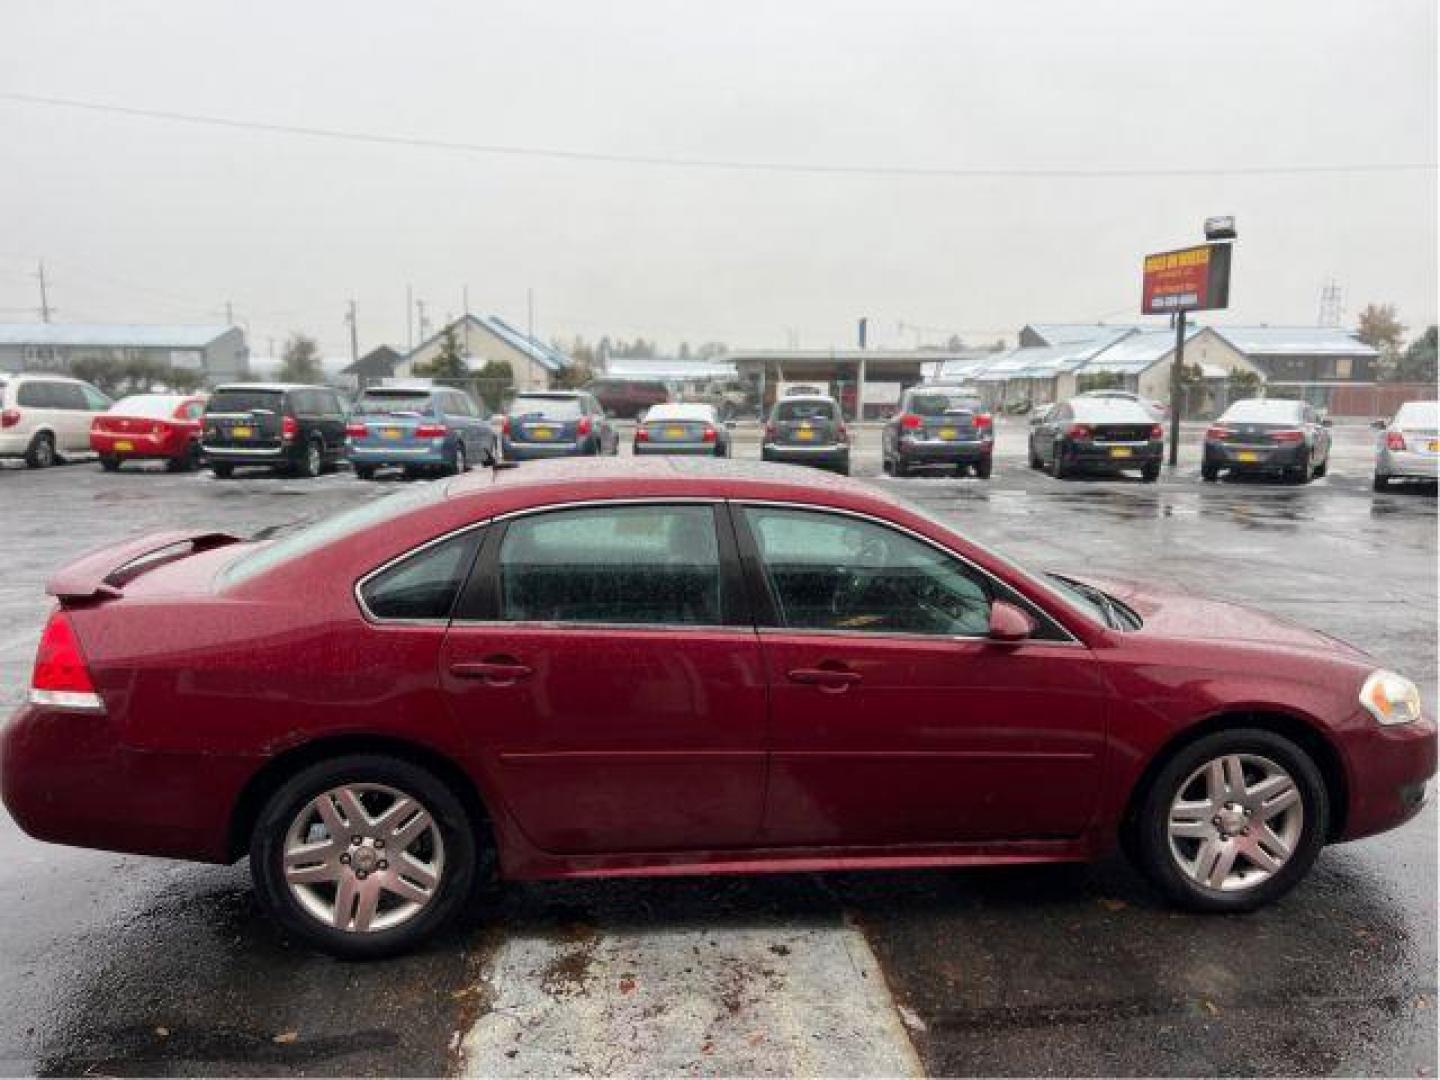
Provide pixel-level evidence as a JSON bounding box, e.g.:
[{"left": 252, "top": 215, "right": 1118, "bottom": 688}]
[
  {"left": 1377, "top": 447, "right": 1440, "bottom": 481},
  {"left": 1338, "top": 711, "right": 1437, "bottom": 842}
]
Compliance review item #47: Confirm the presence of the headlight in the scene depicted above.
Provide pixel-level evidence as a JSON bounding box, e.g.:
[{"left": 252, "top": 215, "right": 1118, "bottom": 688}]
[{"left": 1359, "top": 670, "right": 1422, "bottom": 726}]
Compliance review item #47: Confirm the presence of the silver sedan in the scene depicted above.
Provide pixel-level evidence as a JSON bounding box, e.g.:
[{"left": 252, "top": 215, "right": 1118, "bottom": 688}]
[{"left": 1373, "top": 400, "right": 1439, "bottom": 490}]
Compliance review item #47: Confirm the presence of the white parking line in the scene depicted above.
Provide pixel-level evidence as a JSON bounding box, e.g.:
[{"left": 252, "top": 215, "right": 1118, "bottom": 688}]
[{"left": 460, "top": 921, "right": 922, "bottom": 1077}]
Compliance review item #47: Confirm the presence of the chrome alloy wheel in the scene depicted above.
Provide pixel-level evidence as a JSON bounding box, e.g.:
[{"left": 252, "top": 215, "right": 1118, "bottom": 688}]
[
  {"left": 1167, "top": 753, "right": 1304, "bottom": 892},
  {"left": 282, "top": 783, "right": 445, "bottom": 933}
]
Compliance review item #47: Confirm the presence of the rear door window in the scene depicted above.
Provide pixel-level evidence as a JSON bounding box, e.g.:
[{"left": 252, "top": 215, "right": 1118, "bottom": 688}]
[
  {"left": 17, "top": 381, "right": 58, "bottom": 408},
  {"left": 512, "top": 395, "right": 583, "bottom": 419},
  {"left": 495, "top": 505, "right": 723, "bottom": 626}
]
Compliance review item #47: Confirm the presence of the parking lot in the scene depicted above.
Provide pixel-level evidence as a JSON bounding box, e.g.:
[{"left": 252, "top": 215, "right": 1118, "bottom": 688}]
[{"left": 0, "top": 419, "right": 1434, "bottom": 1077}]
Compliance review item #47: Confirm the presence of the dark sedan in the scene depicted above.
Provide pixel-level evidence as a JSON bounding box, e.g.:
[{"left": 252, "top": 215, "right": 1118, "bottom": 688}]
[
  {"left": 882, "top": 387, "right": 994, "bottom": 478},
  {"left": 1029, "top": 397, "right": 1164, "bottom": 481},
  {"left": 1203, "top": 398, "right": 1332, "bottom": 484}
]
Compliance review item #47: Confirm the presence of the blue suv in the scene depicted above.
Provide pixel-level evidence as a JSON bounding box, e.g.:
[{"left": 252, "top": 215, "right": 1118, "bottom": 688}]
[{"left": 346, "top": 385, "right": 498, "bottom": 480}]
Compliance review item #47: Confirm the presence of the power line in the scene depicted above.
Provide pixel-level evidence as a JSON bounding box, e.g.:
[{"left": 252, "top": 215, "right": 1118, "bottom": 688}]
[{"left": 1, "top": 90, "right": 1434, "bottom": 180}]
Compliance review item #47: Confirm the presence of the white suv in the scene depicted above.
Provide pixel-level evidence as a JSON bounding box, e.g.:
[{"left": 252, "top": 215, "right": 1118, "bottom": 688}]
[{"left": 0, "top": 373, "right": 113, "bottom": 467}]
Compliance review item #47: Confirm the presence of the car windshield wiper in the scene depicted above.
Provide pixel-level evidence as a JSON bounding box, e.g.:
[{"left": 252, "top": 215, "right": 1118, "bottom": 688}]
[{"left": 1048, "top": 573, "right": 1120, "bottom": 629}]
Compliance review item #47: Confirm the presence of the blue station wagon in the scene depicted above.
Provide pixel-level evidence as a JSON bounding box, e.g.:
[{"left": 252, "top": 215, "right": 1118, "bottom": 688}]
[{"left": 346, "top": 385, "right": 497, "bottom": 479}]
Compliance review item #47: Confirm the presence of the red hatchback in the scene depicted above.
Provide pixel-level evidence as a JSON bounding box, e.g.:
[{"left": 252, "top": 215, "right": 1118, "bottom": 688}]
[
  {"left": 90, "top": 393, "right": 207, "bottom": 471},
  {"left": 2, "top": 460, "right": 1433, "bottom": 957}
]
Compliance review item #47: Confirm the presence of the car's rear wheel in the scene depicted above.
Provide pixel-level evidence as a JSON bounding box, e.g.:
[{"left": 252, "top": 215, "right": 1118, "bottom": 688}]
[
  {"left": 1373, "top": 472, "right": 1389, "bottom": 492},
  {"left": 449, "top": 443, "right": 467, "bottom": 476},
  {"left": 295, "top": 438, "right": 323, "bottom": 479},
  {"left": 1134, "top": 728, "right": 1327, "bottom": 913},
  {"left": 99, "top": 454, "right": 122, "bottom": 472},
  {"left": 973, "top": 457, "right": 993, "bottom": 480},
  {"left": 250, "top": 754, "right": 478, "bottom": 958},
  {"left": 1140, "top": 462, "right": 1160, "bottom": 483},
  {"left": 25, "top": 432, "right": 55, "bottom": 469},
  {"left": 1049, "top": 445, "right": 1068, "bottom": 479},
  {"left": 210, "top": 462, "right": 234, "bottom": 479},
  {"left": 354, "top": 464, "right": 376, "bottom": 481},
  {"left": 1201, "top": 461, "right": 1220, "bottom": 482},
  {"left": 893, "top": 455, "right": 909, "bottom": 478}
]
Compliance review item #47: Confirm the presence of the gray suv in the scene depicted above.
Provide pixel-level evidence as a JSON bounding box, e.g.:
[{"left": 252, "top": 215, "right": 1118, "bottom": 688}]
[{"left": 761, "top": 394, "right": 850, "bottom": 474}]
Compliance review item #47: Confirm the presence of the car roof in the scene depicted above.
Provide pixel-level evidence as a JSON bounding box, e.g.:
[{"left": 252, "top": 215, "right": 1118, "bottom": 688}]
[
  {"left": 1066, "top": 397, "right": 1154, "bottom": 421},
  {"left": 212, "top": 382, "right": 322, "bottom": 393},
  {"left": 1222, "top": 398, "right": 1305, "bottom": 420},
  {"left": 513, "top": 389, "right": 584, "bottom": 398},
  {"left": 9, "top": 373, "right": 88, "bottom": 384},
  {"left": 773, "top": 394, "right": 838, "bottom": 406}
]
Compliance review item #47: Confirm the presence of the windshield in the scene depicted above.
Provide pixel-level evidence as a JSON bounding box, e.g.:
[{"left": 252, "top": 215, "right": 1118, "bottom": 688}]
[
  {"left": 209, "top": 389, "right": 284, "bottom": 414},
  {"left": 355, "top": 391, "right": 435, "bottom": 416},
  {"left": 511, "top": 396, "right": 582, "bottom": 419}
]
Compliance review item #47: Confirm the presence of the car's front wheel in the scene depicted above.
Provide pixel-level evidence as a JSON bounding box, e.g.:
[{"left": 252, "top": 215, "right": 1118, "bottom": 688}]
[
  {"left": 250, "top": 754, "right": 478, "bottom": 958},
  {"left": 1133, "top": 728, "right": 1327, "bottom": 913}
]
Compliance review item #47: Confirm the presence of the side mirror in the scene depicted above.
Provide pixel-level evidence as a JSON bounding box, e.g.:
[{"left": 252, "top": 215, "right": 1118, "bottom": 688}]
[{"left": 987, "top": 601, "right": 1035, "bottom": 643}]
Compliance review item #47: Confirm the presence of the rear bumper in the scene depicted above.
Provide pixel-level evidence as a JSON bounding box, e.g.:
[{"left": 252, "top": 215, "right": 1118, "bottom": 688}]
[
  {"left": 1338, "top": 711, "right": 1437, "bottom": 842},
  {"left": 898, "top": 438, "right": 991, "bottom": 464},
  {"left": 504, "top": 438, "right": 590, "bottom": 460},
  {"left": 634, "top": 443, "right": 721, "bottom": 456},
  {"left": 1065, "top": 442, "right": 1163, "bottom": 468},
  {"left": 1, "top": 703, "right": 247, "bottom": 863},
  {"left": 91, "top": 433, "right": 188, "bottom": 460},
  {"left": 763, "top": 443, "right": 849, "bottom": 468},
  {"left": 1376, "top": 448, "right": 1440, "bottom": 480},
  {"left": 1205, "top": 443, "right": 1308, "bottom": 470},
  {"left": 349, "top": 441, "right": 450, "bottom": 465},
  {"left": 201, "top": 443, "right": 298, "bottom": 465}
]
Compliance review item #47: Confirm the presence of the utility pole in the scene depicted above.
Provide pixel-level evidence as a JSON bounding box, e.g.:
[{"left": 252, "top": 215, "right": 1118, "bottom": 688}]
[
  {"left": 36, "top": 261, "right": 52, "bottom": 322},
  {"left": 415, "top": 299, "right": 430, "bottom": 341},
  {"left": 1168, "top": 310, "right": 1186, "bottom": 467},
  {"left": 406, "top": 284, "right": 414, "bottom": 350},
  {"left": 224, "top": 300, "right": 234, "bottom": 325},
  {"left": 345, "top": 300, "right": 359, "bottom": 365}
]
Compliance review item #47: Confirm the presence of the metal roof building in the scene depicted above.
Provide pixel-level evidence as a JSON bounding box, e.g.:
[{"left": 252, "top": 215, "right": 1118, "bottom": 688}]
[{"left": 0, "top": 323, "right": 249, "bottom": 382}]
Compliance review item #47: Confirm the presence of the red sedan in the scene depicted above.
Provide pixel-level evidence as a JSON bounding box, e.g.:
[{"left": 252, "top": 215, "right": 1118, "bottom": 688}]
[
  {"left": 2, "top": 461, "right": 1433, "bottom": 957},
  {"left": 90, "top": 393, "right": 207, "bottom": 471}
]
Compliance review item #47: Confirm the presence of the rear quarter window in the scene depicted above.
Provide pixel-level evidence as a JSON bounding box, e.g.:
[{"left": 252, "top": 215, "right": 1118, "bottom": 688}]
[{"left": 359, "top": 529, "right": 482, "bottom": 621}]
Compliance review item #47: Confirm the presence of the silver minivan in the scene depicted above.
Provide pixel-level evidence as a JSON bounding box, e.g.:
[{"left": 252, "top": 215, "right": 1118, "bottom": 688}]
[{"left": 0, "top": 374, "right": 112, "bottom": 467}]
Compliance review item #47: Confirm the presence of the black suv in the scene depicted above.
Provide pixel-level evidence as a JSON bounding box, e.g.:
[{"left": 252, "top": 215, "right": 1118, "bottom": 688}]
[{"left": 202, "top": 383, "right": 349, "bottom": 478}]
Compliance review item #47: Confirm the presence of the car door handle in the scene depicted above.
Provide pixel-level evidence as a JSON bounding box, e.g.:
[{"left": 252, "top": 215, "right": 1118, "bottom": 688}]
[
  {"left": 787, "top": 667, "right": 862, "bottom": 690},
  {"left": 450, "top": 660, "right": 533, "bottom": 684}
]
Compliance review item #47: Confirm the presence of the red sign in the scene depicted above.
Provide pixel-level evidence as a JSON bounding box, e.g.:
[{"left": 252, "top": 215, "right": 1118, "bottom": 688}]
[{"left": 1141, "top": 243, "right": 1231, "bottom": 314}]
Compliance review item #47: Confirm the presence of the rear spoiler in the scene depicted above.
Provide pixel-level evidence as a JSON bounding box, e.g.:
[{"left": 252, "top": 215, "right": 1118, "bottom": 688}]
[{"left": 47, "top": 530, "right": 243, "bottom": 603}]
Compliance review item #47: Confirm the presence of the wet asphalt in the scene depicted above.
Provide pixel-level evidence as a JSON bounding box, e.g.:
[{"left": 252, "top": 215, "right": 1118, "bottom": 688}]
[{"left": 0, "top": 420, "right": 1434, "bottom": 1077}]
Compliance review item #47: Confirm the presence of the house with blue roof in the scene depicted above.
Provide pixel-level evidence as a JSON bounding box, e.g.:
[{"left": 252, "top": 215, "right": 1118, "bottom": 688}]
[{"left": 395, "top": 314, "right": 572, "bottom": 391}]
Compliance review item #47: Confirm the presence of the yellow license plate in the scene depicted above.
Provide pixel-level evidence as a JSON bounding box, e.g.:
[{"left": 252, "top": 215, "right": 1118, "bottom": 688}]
[
  {"left": 1236, "top": 450, "right": 1260, "bottom": 463},
  {"left": 231, "top": 426, "right": 253, "bottom": 439},
  {"left": 1109, "top": 446, "right": 1132, "bottom": 458},
  {"left": 665, "top": 426, "right": 685, "bottom": 438},
  {"left": 382, "top": 427, "right": 403, "bottom": 439},
  {"left": 939, "top": 427, "right": 958, "bottom": 439},
  {"left": 532, "top": 426, "right": 554, "bottom": 439},
  {"left": 113, "top": 440, "right": 133, "bottom": 452},
  {"left": 796, "top": 428, "right": 815, "bottom": 440},
  {"left": 1427, "top": 440, "right": 1439, "bottom": 453}
]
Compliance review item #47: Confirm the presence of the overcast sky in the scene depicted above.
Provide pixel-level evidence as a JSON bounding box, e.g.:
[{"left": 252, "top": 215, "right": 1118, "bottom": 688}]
[{"left": 1, "top": 0, "right": 1435, "bottom": 357}]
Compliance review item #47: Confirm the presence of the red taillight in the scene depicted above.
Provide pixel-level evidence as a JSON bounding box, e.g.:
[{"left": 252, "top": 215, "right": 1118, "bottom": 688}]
[
  {"left": 345, "top": 422, "right": 368, "bottom": 438},
  {"left": 577, "top": 416, "right": 593, "bottom": 436},
  {"left": 765, "top": 422, "right": 777, "bottom": 439},
  {"left": 30, "top": 611, "right": 103, "bottom": 710},
  {"left": 701, "top": 426, "right": 717, "bottom": 443},
  {"left": 1, "top": 408, "right": 20, "bottom": 428},
  {"left": 1386, "top": 430, "right": 1407, "bottom": 451},
  {"left": 1206, "top": 425, "right": 1232, "bottom": 440},
  {"left": 900, "top": 413, "right": 922, "bottom": 430},
  {"left": 281, "top": 415, "right": 298, "bottom": 440},
  {"left": 635, "top": 426, "right": 650, "bottom": 442},
  {"left": 973, "top": 412, "right": 993, "bottom": 430},
  {"left": 415, "top": 423, "right": 448, "bottom": 438},
  {"left": 835, "top": 424, "right": 849, "bottom": 443},
  {"left": 1067, "top": 424, "right": 1093, "bottom": 439},
  {"left": 498, "top": 415, "right": 511, "bottom": 435},
  {"left": 1271, "top": 429, "right": 1305, "bottom": 444},
  {"left": 1150, "top": 424, "right": 1164, "bottom": 440},
  {"left": 90, "top": 416, "right": 105, "bottom": 432}
]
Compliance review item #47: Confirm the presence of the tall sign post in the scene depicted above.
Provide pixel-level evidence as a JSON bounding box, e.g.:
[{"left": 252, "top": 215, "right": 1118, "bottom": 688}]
[{"left": 1141, "top": 217, "right": 1236, "bottom": 466}]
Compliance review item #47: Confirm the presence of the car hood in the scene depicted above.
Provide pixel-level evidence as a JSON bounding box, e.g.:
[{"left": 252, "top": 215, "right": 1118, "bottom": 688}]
[{"left": 1073, "top": 574, "right": 1371, "bottom": 660}]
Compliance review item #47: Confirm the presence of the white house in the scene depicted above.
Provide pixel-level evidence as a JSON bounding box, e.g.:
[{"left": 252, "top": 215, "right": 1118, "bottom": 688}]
[{"left": 395, "top": 315, "right": 572, "bottom": 391}]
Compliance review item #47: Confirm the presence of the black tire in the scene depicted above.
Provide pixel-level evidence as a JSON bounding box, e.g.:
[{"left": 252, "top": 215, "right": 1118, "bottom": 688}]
[
  {"left": 893, "top": 455, "right": 910, "bottom": 478},
  {"left": 1288, "top": 452, "right": 1312, "bottom": 485},
  {"left": 834, "top": 456, "right": 851, "bottom": 477},
  {"left": 354, "top": 464, "right": 376, "bottom": 481},
  {"left": 1029, "top": 443, "right": 1044, "bottom": 470},
  {"left": 24, "top": 432, "right": 56, "bottom": 469},
  {"left": 1201, "top": 461, "right": 1220, "bottom": 482},
  {"left": 1373, "top": 473, "right": 1389, "bottom": 492},
  {"left": 1313, "top": 458, "right": 1328, "bottom": 479},
  {"left": 99, "top": 454, "right": 122, "bottom": 472},
  {"left": 1141, "top": 462, "right": 1160, "bottom": 483},
  {"left": 1049, "top": 444, "right": 1068, "bottom": 480},
  {"left": 448, "top": 443, "right": 467, "bottom": 476},
  {"left": 295, "top": 438, "right": 323, "bottom": 479},
  {"left": 973, "top": 457, "right": 993, "bottom": 480},
  {"left": 210, "top": 462, "right": 235, "bottom": 479},
  {"left": 1132, "top": 728, "right": 1328, "bottom": 914},
  {"left": 249, "top": 753, "right": 479, "bottom": 959}
]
